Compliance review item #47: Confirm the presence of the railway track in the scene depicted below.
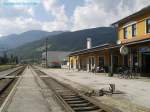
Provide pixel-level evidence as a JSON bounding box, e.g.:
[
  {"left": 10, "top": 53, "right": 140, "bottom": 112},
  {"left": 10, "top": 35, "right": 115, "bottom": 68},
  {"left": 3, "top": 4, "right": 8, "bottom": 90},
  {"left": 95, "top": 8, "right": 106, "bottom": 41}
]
[
  {"left": 34, "top": 68, "right": 121, "bottom": 112},
  {"left": 0, "top": 66, "right": 26, "bottom": 106}
]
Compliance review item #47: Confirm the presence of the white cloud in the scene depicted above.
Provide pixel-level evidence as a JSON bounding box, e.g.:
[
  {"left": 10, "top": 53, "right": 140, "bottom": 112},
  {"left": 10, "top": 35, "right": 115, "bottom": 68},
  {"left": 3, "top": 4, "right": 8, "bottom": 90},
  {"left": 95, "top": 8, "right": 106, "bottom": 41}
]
[
  {"left": 0, "top": 0, "right": 150, "bottom": 36},
  {"left": 42, "top": 20, "right": 69, "bottom": 32},
  {"left": 0, "top": 15, "right": 68, "bottom": 36},
  {"left": 0, "top": 34, "right": 2, "bottom": 38},
  {"left": 0, "top": 17, "right": 42, "bottom": 36},
  {"left": 72, "top": 0, "right": 150, "bottom": 30},
  {"left": 0, "top": 0, "right": 36, "bottom": 17},
  {"left": 42, "top": 0, "right": 69, "bottom": 31},
  {"left": 0, "top": 0, "right": 69, "bottom": 36},
  {"left": 27, "top": 8, "right": 34, "bottom": 16}
]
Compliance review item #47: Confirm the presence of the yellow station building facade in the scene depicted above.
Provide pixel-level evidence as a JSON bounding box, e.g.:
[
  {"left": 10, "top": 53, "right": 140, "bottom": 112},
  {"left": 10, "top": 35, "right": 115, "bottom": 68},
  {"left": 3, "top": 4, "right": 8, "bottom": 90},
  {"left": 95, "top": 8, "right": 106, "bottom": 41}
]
[{"left": 69, "top": 6, "right": 150, "bottom": 76}]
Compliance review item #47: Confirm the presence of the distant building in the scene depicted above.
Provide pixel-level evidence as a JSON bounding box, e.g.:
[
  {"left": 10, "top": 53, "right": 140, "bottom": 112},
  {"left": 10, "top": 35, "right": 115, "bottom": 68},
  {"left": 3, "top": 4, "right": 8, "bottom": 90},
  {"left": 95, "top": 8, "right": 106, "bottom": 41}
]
[{"left": 42, "top": 51, "right": 71, "bottom": 68}]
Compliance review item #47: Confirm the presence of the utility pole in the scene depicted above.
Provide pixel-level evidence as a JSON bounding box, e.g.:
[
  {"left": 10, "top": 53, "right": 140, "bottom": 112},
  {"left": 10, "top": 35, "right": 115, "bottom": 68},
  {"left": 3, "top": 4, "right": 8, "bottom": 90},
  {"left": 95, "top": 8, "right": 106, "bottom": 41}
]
[{"left": 45, "top": 38, "right": 48, "bottom": 68}]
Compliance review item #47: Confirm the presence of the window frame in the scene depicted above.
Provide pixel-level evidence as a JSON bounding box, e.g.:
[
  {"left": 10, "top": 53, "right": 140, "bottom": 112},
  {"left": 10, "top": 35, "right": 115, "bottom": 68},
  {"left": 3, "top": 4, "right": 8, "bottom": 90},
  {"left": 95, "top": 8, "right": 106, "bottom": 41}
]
[
  {"left": 132, "top": 24, "right": 136, "bottom": 37},
  {"left": 146, "top": 18, "right": 150, "bottom": 34},
  {"left": 124, "top": 27, "right": 128, "bottom": 39}
]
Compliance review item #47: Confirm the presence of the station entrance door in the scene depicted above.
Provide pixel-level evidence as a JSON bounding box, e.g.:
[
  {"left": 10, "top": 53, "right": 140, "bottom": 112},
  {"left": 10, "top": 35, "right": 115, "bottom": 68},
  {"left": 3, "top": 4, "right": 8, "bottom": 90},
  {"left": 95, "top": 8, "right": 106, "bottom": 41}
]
[{"left": 142, "top": 52, "right": 150, "bottom": 75}]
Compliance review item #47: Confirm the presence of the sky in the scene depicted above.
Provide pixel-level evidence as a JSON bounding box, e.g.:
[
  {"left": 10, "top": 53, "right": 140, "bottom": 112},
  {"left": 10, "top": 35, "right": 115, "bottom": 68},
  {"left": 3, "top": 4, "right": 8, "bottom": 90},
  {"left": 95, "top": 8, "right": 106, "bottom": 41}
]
[{"left": 0, "top": 0, "right": 150, "bottom": 37}]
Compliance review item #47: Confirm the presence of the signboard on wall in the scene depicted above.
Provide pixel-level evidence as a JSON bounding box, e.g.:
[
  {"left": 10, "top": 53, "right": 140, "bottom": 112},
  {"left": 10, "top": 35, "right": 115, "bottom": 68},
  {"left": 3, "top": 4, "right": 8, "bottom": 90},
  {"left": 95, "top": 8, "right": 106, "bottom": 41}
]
[{"left": 139, "top": 47, "right": 150, "bottom": 53}]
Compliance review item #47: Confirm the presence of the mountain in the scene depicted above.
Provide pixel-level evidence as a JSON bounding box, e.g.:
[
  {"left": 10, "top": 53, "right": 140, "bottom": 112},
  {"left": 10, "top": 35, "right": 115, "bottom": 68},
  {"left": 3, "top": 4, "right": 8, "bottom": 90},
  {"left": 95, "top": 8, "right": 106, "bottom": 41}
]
[
  {"left": 9, "top": 27, "right": 117, "bottom": 59},
  {"left": 0, "top": 30, "right": 64, "bottom": 49}
]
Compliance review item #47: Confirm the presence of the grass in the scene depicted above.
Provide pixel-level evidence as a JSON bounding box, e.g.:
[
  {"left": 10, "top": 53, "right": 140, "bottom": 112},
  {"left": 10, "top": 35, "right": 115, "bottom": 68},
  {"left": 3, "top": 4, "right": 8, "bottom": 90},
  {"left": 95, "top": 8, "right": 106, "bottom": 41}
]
[{"left": 0, "top": 64, "right": 16, "bottom": 72}]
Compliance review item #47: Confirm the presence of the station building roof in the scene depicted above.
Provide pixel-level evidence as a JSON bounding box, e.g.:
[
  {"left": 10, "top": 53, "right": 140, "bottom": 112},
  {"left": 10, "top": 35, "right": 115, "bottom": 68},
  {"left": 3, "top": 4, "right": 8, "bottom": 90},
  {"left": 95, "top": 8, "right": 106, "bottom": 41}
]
[
  {"left": 69, "top": 37, "right": 150, "bottom": 56},
  {"left": 69, "top": 43, "right": 116, "bottom": 56}
]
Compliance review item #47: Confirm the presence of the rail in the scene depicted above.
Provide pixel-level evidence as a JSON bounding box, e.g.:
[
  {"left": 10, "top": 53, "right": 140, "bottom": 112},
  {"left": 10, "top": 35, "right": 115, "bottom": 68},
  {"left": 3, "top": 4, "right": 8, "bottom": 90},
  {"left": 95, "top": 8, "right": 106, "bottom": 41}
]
[
  {"left": 33, "top": 67, "right": 121, "bottom": 112},
  {"left": 0, "top": 66, "right": 26, "bottom": 96}
]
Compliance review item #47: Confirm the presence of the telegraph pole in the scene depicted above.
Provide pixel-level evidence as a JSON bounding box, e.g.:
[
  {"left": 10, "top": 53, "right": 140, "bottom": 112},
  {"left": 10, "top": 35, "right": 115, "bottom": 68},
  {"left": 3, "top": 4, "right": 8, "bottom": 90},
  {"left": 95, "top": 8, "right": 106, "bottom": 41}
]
[{"left": 45, "top": 38, "right": 48, "bottom": 68}]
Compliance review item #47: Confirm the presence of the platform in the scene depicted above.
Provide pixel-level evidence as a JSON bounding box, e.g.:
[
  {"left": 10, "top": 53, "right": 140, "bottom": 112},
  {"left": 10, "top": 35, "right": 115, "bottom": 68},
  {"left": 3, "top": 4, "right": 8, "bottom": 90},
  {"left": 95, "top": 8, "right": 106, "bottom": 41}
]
[
  {"left": 39, "top": 68, "right": 150, "bottom": 112},
  {"left": 6, "top": 67, "right": 50, "bottom": 112}
]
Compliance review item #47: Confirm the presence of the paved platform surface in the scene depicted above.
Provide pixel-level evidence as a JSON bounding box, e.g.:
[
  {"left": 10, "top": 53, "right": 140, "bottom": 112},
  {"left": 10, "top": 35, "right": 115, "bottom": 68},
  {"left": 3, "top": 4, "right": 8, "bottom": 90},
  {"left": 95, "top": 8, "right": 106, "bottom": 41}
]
[
  {"left": 39, "top": 68, "right": 150, "bottom": 112},
  {"left": 7, "top": 67, "right": 50, "bottom": 112}
]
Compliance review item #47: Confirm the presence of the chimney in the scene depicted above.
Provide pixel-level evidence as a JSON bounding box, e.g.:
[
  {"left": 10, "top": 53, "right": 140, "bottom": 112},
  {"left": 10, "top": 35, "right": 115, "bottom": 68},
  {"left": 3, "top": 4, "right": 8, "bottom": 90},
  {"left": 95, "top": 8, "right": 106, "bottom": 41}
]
[{"left": 87, "top": 38, "right": 92, "bottom": 49}]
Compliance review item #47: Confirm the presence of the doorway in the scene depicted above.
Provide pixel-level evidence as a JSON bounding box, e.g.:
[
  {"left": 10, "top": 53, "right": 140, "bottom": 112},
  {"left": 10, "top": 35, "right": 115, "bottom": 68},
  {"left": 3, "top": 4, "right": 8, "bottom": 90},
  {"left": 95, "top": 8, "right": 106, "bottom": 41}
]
[{"left": 142, "top": 52, "right": 150, "bottom": 74}]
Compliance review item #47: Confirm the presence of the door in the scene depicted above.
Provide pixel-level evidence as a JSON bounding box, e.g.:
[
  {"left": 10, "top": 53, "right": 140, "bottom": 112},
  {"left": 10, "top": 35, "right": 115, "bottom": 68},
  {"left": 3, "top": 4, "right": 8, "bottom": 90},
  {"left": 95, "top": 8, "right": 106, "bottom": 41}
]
[
  {"left": 142, "top": 53, "right": 150, "bottom": 73},
  {"left": 113, "top": 56, "right": 119, "bottom": 73}
]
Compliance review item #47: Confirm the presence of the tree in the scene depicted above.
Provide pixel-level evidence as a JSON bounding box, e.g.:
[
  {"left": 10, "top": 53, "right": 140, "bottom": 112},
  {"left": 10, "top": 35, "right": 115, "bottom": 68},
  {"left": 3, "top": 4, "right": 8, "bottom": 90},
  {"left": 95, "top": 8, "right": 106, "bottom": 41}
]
[
  {"left": 10, "top": 54, "right": 14, "bottom": 64},
  {"left": 14, "top": 56, "right": 19, "bottom": 64},
  {"left": 2, "top": 52, "right": 8, "bottom": 64}
]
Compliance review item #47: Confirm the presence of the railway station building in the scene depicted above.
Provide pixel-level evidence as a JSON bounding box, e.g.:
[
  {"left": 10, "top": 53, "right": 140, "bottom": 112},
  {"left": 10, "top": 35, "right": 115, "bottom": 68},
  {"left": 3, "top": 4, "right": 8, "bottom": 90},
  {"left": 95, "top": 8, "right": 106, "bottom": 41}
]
[{"left": 68, "top": 6, "right": 150, "bottom": 77}]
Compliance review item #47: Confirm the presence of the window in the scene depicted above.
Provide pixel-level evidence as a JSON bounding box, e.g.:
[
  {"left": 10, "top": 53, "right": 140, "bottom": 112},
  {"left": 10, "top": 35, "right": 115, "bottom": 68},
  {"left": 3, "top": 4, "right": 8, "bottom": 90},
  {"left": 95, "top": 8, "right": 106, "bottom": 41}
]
[
  {"left": 146, "top": 19, "right": 150, "bottom": 33},
  {"left": 132, "top": 24, "right": 136, "bottom": 37},
  {"left": 124, "top": 27, "right": 128, "bottom": 39}
]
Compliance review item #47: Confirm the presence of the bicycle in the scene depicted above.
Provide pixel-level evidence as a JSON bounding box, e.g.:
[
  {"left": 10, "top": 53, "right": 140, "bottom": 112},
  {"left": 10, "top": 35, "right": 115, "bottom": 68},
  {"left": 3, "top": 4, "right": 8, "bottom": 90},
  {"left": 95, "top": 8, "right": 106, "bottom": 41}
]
[{"left": 118, "top": 66, "right": 132, "bottom": 79}]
